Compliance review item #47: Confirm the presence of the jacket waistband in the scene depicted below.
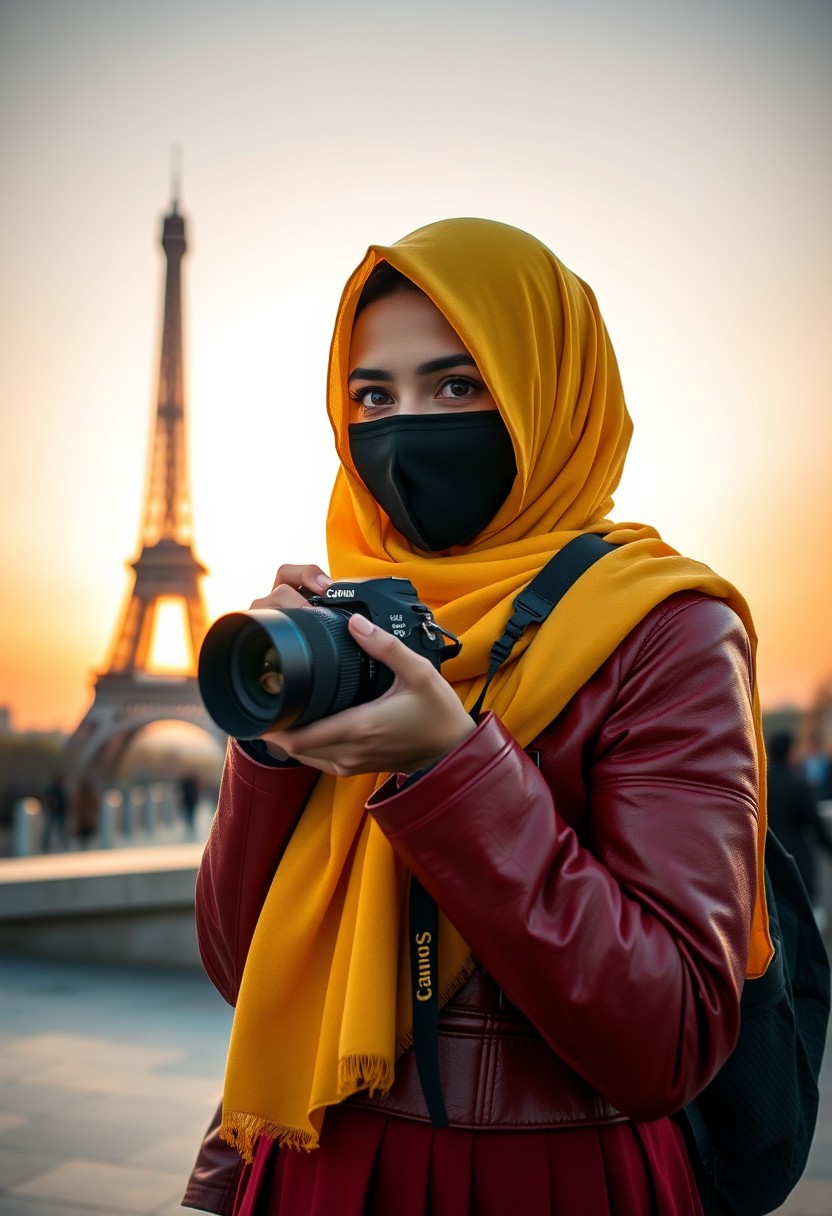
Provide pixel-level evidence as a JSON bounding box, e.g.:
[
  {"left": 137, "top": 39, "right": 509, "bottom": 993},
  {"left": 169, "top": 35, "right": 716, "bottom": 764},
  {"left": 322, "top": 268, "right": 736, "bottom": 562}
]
[{"left": 345, "top": 967, "right": 626, "bottom": 1130}]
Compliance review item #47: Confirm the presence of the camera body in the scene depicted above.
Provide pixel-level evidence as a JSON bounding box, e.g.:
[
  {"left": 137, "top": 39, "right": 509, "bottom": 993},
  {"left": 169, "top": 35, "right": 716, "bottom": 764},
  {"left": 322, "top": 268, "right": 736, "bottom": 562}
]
[
  {"left": 198, "top": 577, "right": 461, "bottom": 739},
  {"left": 308, "top": 575, "right": 452, "bottom": 645}
]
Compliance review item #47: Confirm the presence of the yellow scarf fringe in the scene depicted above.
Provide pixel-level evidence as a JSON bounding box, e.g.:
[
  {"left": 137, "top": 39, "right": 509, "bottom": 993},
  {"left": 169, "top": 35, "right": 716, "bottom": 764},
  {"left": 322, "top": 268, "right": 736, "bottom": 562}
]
[
  {"left": 221, "top": 1112, "right": 319, "bottom": 1161},
  {"left": 337, "top": 1054, "right": 395, "bottom": 1098}
]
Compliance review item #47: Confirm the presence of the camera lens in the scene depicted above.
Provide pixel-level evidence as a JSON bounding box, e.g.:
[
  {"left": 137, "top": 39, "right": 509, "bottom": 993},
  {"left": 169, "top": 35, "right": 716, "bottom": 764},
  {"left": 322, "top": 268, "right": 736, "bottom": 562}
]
[
  {"left": 227, "top": 628, "right": 292, "bottom": 721},
  {"left": 198, "top": 606, "right": 377, "bottom": 738},
  {"left": 258, "top": 649, "right": 283, "bottom": 696}
]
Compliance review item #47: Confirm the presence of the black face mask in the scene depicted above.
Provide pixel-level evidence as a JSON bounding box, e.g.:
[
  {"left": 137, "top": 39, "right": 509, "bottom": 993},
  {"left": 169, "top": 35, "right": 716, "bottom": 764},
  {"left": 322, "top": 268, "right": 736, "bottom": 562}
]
[{"left": 348, "top": 411, "right": 517, "bottom": 552}]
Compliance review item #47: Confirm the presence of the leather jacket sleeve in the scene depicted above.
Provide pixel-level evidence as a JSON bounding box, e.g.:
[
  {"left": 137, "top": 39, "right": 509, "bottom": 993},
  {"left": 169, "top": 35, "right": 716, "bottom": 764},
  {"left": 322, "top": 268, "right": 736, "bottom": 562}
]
[
  {"left": 195, "top": 741, "right": 319, "bottom": 1003},
  {"left": 182, "top": 1099, "right": 242, "bottom": 1215},
  {"left": 366, "top": 594, "right": 759, "bottom": 1121}
]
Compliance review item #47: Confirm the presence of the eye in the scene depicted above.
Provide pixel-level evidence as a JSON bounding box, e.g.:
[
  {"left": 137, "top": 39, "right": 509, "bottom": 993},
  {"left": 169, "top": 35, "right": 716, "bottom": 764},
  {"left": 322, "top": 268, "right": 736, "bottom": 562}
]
[
  {"left": 350, "top": 386, "right": 395, "bottom": 411},
  {"left": 437, "top": 377, "right": 480, "bottom": 401}
]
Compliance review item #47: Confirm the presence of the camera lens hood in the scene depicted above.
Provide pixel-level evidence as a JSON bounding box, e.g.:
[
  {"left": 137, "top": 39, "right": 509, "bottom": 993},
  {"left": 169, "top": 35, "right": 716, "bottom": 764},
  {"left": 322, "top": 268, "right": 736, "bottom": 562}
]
[
  {"left": 198, "top": 605, "right": 368, "bottom": 738},
  {"left": 198, "top": 609, "right": 315, "bottom": 738}
]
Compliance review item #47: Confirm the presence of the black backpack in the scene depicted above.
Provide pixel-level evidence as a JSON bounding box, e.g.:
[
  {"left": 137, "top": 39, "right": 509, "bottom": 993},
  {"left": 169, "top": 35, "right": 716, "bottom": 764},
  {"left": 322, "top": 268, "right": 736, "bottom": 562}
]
[
  {"left": 414, "top": 533, "right": 831, "bottom": 1215},
  {"left": 678, "top": 828, "right": 830, "bottom": 1215}
]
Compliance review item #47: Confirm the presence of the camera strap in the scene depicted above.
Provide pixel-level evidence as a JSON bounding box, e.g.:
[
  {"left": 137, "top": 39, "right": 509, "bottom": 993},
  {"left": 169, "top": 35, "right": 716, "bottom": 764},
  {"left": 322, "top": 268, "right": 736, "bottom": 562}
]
[
  {"left": 408, "top": 874, "right": 448, "bottom": 1126},
  {"left": 408, "top": 532, "right": 617, "bottom": 1126},
  {"left": 469, "top": 532, "right": 618, "bottom": 719}
]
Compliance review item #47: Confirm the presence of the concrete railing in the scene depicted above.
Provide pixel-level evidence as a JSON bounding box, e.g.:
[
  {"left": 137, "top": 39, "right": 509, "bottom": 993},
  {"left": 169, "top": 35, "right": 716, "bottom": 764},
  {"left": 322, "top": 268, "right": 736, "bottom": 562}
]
[
  {"left": 0, "top": 844, "right": 205, "bottom": 968},
  {"left": 1, "top": 785, "right": 214, "bottom": 967}
]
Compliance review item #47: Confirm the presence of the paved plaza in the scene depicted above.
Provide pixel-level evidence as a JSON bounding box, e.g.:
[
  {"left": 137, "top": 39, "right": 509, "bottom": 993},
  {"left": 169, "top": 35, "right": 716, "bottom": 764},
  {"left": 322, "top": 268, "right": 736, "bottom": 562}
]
[
  {"left": 0, "top": 957, "right": 231, "bottom": 1216},
  {"left": 0, "top": 952, "right": 831, "bottom": 1216}
]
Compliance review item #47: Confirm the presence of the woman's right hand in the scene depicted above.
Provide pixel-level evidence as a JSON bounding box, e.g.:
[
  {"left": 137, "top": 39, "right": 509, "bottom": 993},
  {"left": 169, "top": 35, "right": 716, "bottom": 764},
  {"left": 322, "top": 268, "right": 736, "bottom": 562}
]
[{"left": 249, "top": 563, "right": 332, "bottom": 612}]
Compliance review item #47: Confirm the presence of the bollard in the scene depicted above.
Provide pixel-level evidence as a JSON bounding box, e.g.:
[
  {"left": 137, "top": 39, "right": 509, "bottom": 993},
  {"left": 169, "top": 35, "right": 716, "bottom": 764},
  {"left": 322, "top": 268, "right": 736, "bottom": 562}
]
[
  {"left": 100, "top": 789, "right": 121, "bottom": 849},
  {"left": 161, "top": 783, "right": 176, "bottom": 826},
  {"left": 124, "top": 786, "right": 143, "bottom": 838},
  {"left": 13, "top": 798, "right": 42, "bottom": 857},
  {"left": 144, "top": 785, "right": 160, "bottom": 835}
]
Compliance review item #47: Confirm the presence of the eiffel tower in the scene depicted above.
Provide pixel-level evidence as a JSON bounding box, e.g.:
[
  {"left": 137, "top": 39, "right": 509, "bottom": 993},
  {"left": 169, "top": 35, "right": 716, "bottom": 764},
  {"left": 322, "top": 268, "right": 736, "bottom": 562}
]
[{"left": 70, "top": 187, "right": 223, "bottom": 776}]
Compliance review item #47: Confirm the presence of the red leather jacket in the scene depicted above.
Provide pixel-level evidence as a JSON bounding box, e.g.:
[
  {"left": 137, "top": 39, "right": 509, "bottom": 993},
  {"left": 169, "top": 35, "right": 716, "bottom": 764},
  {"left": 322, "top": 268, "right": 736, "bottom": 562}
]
[{"left": 184, "top": 592, "right": 758, "bottom": 1212}]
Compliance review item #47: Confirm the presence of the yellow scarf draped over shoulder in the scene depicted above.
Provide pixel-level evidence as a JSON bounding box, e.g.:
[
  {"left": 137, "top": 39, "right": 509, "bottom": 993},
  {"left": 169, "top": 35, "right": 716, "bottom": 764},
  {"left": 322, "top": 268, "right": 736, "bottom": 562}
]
[{"left": 221, "top": 218, "right": 772, "bottom": 1160}]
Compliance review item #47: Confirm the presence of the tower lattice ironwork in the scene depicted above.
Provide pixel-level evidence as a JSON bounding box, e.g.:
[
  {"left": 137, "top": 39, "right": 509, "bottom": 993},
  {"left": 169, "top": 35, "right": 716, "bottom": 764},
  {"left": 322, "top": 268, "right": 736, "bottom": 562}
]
[{"left": 70, "top": 192, "right": 222, "bottom": 776}]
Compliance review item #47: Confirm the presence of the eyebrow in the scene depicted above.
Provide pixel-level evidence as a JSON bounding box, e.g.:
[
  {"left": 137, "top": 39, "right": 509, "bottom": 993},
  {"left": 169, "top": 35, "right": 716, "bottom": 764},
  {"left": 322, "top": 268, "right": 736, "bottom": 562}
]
[{"left": 348, "top": 354, "right": 477, "bottom": 384}]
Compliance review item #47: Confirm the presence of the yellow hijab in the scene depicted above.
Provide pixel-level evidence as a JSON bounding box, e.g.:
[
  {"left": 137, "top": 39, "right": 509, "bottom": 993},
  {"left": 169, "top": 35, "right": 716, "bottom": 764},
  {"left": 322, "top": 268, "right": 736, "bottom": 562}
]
[{"left": 221, "top": 218, "right": 772, "bottom": 1160}]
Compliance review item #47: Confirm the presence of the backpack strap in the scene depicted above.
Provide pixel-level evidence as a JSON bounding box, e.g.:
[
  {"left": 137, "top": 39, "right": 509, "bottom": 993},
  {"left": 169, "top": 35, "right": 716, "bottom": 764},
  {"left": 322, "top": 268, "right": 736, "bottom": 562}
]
[
  {"left": 470, "top": 533, "right": 617, "bottom": 719},
  {"left": 411, "top": 532, "right": 618, "bottom": 1126}
]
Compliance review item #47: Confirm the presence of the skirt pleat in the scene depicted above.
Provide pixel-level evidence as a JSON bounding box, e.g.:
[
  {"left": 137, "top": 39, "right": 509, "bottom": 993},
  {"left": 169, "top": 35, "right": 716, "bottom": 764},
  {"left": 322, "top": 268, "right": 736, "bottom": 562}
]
[
  {"left": 631, "top": 1118, "right": 704, "bottom": 1215},
  {"left": 233, "top": 1107, "right": 703, "bottom": 1216},
  {"left": 369, "top": 1113, "right": 433, "bottom": 1216},
  {"left": 472, "top": 1127, "right": 551, "bottom": 1215},
  {"left": 547, "top": 1126, "right": 613, "bottom": 1216},
  {"left": 427, "top": 1124, "right": 475, "bottom": 1216}
]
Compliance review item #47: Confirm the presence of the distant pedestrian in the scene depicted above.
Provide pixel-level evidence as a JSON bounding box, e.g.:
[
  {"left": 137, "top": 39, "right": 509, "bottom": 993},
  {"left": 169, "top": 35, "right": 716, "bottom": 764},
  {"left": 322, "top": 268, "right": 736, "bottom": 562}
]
[
  {"left": 803, "top": 737, "right": 832, "bottom": 801},
  {"left": 179, "top": 772, "right": 199, "bottom": 837},
  {"left": 767, "top": 731, "right": 832, "bottom": 921},
  {"left": 73, "top": 776, "right": 101, "bottom": 848},
  {"left": 41, "top": 772, "right": 69, "bottom": 851}
]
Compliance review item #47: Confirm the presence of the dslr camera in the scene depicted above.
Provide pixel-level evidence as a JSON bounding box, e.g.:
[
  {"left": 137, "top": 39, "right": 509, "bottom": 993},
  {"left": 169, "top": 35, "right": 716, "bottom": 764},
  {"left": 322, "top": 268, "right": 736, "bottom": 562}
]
[{"left": 198, "top": 577, "right": 461, "bottom": 739}]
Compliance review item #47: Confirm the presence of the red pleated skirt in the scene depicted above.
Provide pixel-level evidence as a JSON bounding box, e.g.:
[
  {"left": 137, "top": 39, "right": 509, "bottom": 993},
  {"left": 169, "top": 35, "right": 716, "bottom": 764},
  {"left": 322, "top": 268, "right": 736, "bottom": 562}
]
[{"left": 233, "top": 1107, "right": 703, "bottom": 1216}]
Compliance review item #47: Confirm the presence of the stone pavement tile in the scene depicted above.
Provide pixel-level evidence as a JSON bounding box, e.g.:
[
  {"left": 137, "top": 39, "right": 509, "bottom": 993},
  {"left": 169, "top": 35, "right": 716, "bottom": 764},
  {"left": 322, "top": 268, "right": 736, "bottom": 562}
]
[
  {"left": 11, "top": 1159, "right": 184, "bottom": 1213},
  {"left": 0, "top": 1148, "right": 58, "bottom": 1189},
  {"left": 144, "top": 1021, "right": 230, "bottom": 1050},
  {"left": 0, "top": 957, "right": 229, "bottom": 1214},
  {"left": 0, "top": 1114, "right": 27, "bottom": 1133},
  {"left": 804, "top": 1139, "right": 832, "bottom": 1178},
  {"left": 0, "top": 1079, "right": 82, "bottom": 1118},
  {"left": 811, "top": 1114, "right": 832, "bottom": 1146},
  {"left": 2, "top": 1032, "right": 193, "bottom": 1099},
  {"left": 0, "top": 958, "right": 225, "bottom": 1045},
  {"left": 19, "top": 1054, "right": 221, "bottom": 1108},
  {"left": 70, "top": 1090, "right": 213, "bottom": 1138},
  {"left": 0, "top": 1114, "right": 164, "bottom": 1164},
  {"left": 155, "top": 1050, "right": 227, "bottom": 1080},
  {"left": 126, "top": 1130, "right": 201, "bottom": 1173},
  {"left": 0, "top": 1199, "right": 100, "bottom": 1216},
  {"left": 150, "top": 1006, "right": 228, "bottom": 1047},
  {"left": 776, "top": 1177, "right": 832, "bottom": 1216},
  {"left": 0, "top": 1045, "right": 56, "bottom": 1082},
  {"left": 69, "top": 1094, "right": 212, "bottom": 1147},
  {"left": 12, "top": 1032, "right": 184, "bottom": 1070}
]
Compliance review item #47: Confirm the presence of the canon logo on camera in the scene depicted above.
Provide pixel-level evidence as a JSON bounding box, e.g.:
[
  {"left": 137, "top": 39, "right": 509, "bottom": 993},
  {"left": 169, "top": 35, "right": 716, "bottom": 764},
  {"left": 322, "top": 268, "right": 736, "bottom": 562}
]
[{"left": 325, "top": 588, "right": 355, "bottom": 599}]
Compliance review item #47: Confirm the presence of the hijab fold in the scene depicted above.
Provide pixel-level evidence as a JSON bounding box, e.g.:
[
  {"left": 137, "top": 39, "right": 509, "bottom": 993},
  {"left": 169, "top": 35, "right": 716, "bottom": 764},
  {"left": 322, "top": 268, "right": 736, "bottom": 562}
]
[{"left": 221, "top": 219, "right": 772, "bottom": 1160}]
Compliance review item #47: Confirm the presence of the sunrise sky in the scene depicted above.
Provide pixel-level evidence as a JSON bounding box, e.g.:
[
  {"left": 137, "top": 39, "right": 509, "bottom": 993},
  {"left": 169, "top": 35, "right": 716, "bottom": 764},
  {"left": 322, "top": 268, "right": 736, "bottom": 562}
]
[{"left": 1, "top": 0, "right": 830, "bottom": 733}]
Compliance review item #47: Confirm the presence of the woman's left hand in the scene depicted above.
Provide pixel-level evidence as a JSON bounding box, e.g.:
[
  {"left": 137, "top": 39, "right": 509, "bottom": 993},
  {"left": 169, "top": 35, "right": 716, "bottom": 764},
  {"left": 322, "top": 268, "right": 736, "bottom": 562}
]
[{"left": 259, "top": 613, "right": 475, "bottom": 776}]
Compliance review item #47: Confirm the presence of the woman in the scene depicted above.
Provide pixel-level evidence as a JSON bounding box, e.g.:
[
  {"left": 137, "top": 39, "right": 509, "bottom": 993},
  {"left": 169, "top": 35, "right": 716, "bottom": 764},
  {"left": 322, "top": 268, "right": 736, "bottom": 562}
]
[{"left": 185, "top": 218, "right": 772, "bottom": 1215}]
